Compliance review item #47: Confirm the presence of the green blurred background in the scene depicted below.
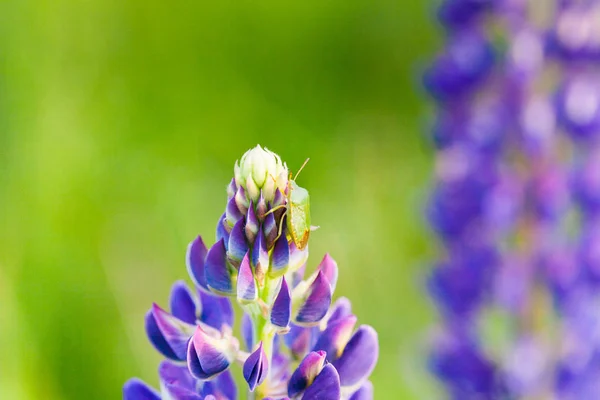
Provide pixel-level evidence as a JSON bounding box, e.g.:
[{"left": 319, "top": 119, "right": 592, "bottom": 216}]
[{"left": 0, "top": 1, "right": 440, "bottom": 398}]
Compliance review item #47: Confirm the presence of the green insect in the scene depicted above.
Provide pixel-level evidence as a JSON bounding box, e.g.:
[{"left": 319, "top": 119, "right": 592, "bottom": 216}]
[{"left": 268, "top": 159, "right": 315, "bottom": 250}]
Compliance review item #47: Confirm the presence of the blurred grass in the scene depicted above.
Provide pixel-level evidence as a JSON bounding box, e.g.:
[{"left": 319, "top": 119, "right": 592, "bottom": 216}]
[{"left": 0, "top": 0, "right": 440, "bottom": 398}]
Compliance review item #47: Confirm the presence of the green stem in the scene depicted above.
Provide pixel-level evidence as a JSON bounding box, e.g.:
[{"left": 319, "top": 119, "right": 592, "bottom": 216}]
[{"left": 248, "top": 276, "right": 279, "bottom": 399}]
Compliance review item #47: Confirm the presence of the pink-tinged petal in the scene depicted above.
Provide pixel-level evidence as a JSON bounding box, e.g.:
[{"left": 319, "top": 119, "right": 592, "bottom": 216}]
[
  {"left": 237, "top": 253, "right": 257, "bottom": 303},
  {"left": 313, "top": 315, "right": 358, "bottom": 362},
  {"left": 123, "top": 378, "right": 160, "bottom": 400},
  {"left": 332, "top": 325, "right": 379, "bottom": 387},
  {"left": 147, "top": 304, "right": 194, "bottom": 361},
  {"left": 227, "top": 178, "right": 237, "bottom": 200},
  {"left": 228, "top": 218, "right": 248, "bottom": 267},
  {"left": 198, "top": 290, "right": 234, "bottom": 330},
  {"left": 288, "top": 350, "right": 327, "bottom": 398},
  {"left": 317, "top": 254, "right": 338, "bottom": 292},
  {"left": 284, "top": 324, "right": 313, "bottom": 359},
  {"left": 245, "top": 202, "right": 259, "bottom": 243},
  {"left": 294, "top": 271, "right": 332, "bottom": 326},
  {"left": 256, "top": 192, "right": 267, "bottom": 221},
  {"left": 326, "top": 297, "right": 353, "bottom": 325},
  {"left": 302, "top": 364, "right": 341, "bottom": 400},
  {"left": 158, "top": 360, "right": 195, "bottom": 393},
  {"left": 226, "top": 196, "right": 243, "bottom": 227},
  {"left": 271, "top": 277, "right": 291, "bottom": 330},
  {"left": 269, "top": 234, "right": 290, "bottom": 277},
  {"left": 186, "top": 235, "right": 210, "bottom": 292},
  {"left": 235, "top": 185, "right": 249, "bottom": 215},
  {"left": 251, "top": 229, "right": 269, "bottom": 284},
  {"left": 205, "top": 239, "right": 235, "bottom": 296},
  {"left": 349, "top": 381, "right": 374, "bottom": 400},
  {"left": 243, "top": 342, "right": 269, "bottom": 391},
  {"left": 264, "top": 212, "right": 277, "bottom": 249},
  {"left": 170, "top": 281, "right": 197, "bottom": 325},
  {"left": 187, "top": 326, "right": 231, "bottom": 380}
]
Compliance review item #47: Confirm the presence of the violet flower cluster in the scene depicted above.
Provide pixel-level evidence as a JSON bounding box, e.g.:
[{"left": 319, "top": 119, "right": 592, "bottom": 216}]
[
  {"left": 124, "top": 145, "right": 378, "bottom": 400},
  {"left": 425, "top": 0, "right": 600, "bottom": 399}
]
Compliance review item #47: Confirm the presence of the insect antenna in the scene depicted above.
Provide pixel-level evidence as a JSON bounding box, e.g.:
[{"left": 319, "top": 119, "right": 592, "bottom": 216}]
[{"left": 293, "top": 158, "right": 310, "bottom": 181}]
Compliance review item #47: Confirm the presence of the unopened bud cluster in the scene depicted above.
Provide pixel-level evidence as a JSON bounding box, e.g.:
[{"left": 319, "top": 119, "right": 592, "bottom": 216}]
[{"left": 124, "top": 145, "right": 378, "bottom": 400}]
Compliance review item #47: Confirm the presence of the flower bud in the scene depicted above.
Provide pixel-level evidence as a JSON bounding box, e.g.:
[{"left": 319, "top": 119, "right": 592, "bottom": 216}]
[
  {"left": 187, "top": 325, "right": 238, "bottom": 380},
  {"left": 243, "top": 341, "right": 269, "bottom": 391},
  {"left": 234, "top": 145, "right": 288, "bottom": 203}
]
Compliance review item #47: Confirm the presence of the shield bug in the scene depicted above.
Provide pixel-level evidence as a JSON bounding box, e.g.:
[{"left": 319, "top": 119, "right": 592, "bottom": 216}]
[{"left": 267, "top": 159, "right": 314, "bottom": 250}]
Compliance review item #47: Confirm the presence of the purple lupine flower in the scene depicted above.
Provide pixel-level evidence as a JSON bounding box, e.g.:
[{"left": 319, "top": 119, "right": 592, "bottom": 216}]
[
  {"left": 125, "top": 145, "right": 379, "bottom": 399},
  {"left": 426, "top": 0, "right": 600, "bottom": 398}
]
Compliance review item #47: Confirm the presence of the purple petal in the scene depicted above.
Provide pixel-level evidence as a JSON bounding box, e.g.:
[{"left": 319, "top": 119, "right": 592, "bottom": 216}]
[
  {"left": 317, "top": 254, "right": 338, "bottom": 292},
  {"left": 264, "top": 212, "right": 278, "bottom": 249},
  {"left": 145, "top": 311, "right": 179, "bottom": 360},
  {"left": 301, "top": 363, "right": 341, "bottom": 400},
  {"left": 332, "top": 325, "right": 379, "bottom": 387},
  {"left": 295, "top": 271, "right": 332, "bottom": 326},
  {"left": 243, "top": 342, "right": 269, "bottom": 391},
  {"left": 245, "top": 202, "right": 259, "bottom": 243},
  {"left": 198, "top": 290, "right": 234, "bottom": 330},
  {"left": 242, "top": 313, "right": 254, "bottom": 351},
  {"left": 226, "top": 196, "right": 243, "bottom": 227},
  {"left": 313, "top": 315, "right": 357, "bottom": 362},
  {"left": 272, "top": 351, "right": 291, "bottom": 384},
  {"left": 228, "top": 218, "right": 248, "bottom": 266},
  {"left": 284, "top": 324, "right": 313, "bottom": 358},
  {"left": 123, "top": 378, "right": 160, "bottom": 400},
  {"left": 187, "top": 326, "right": 231, "bottom": 380},
  {"left": 271, "top": 277, "right": 291, "bottom": 330},
  {"left": 170, "top": 281, "right": 197, "bottom": 325},
  {"left": 302, "top": 364, "right": 341, "bottom": 399},
  {"left": 237, "top": 252, "right": 258, "bottom": 303},
  {"left": 146, "top": 304, "right": 194, "bottom": 361},
  {"left": 158, "top": 360, "right": 196, "bottom": 393},
  {"left": 327, "top": 297, "right": 353, "bottom": 325},
  {"left": 288, "top": 350, "right": 327, "bottom": 398},
  {"left": 349, "top": 381, "right": 374, "bottom": 400},
  {"left": 269, "top": 234, "right": 290, "bottom": 277},
  {"left": 163, "top": 385, "right": 202, "bottom": 399},
  {"left": 213, "top": 369, "right": 237, "bottom": 400},
  {"left": 273, "top": 187, "right": 285, "bottom": 208},
  {"left": 186, "top": 235, "right": 210, "bottom": 292},
  {"left": 205, "top": 239, "right": 234, "bottom": 296},
  {"left": 251, "top": 228, "right": 269, "bottom": 284},
  {"left": 216, "top": 213, "right": 230, "bottom": 245},
  {"left": 235, "top": 185, "right": 249, "bottom": 215}
]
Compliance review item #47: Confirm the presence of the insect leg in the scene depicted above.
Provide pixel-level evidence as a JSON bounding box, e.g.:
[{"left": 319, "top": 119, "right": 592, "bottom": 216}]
[
  {"left": 263, "top": 204, "right": 287, "bottom": 216},
  {"left": 273, "top": 209, "right": 288, "bottom": 243}
]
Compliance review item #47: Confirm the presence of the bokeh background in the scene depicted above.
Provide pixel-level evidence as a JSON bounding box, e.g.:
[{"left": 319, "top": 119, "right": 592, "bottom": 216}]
[{"left": 0, "top": 1, "right": 441, "bottom": 398}]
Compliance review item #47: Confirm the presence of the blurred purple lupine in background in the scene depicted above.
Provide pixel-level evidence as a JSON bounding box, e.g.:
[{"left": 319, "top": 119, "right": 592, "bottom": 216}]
[
  {"left": 123, "top": 146, "right": 379, "bottom": 400},
  {"left": 426, "top": 0, "right": 600, "bottom": 398}
]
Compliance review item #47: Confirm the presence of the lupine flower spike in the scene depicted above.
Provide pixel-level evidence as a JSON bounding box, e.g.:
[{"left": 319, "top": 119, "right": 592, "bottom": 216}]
[
  {"left": 426, "top": 0, "right": 600, "bottom": 398},
  {"left": 124, "top": 145, "right": 379, "bottom": 399}
]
